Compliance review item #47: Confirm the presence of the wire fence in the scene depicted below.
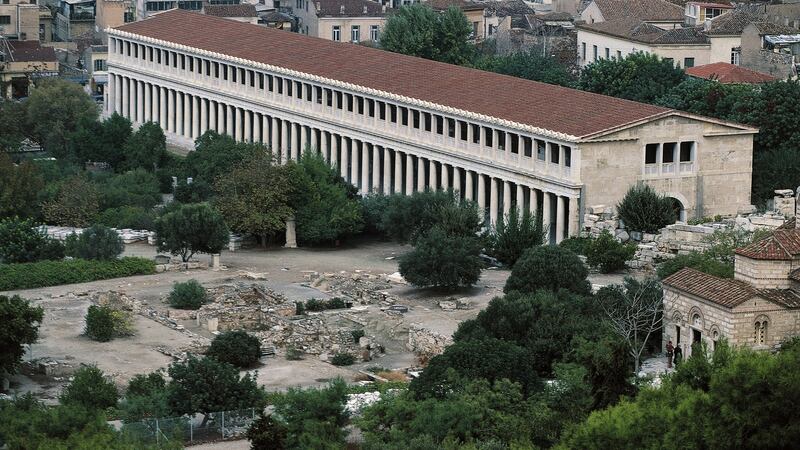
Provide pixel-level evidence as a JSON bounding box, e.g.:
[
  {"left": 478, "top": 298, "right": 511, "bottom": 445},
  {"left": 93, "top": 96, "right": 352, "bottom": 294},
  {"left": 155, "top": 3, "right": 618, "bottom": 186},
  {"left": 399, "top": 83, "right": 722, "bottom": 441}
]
[{"left": 121, "top": 407, "right": 259, "bottom": 445}]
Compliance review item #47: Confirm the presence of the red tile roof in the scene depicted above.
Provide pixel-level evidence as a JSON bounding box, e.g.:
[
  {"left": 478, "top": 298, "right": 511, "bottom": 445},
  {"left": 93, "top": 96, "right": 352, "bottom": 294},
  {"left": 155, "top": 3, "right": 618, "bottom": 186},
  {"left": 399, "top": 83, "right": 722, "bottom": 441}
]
[
  {"left": 317, "top": 0, "right": 385, "bottom": 17},
  {"left": 736, "top": 227, "right": 800, "bottom": 260},
  {"left": 203, "top": 4, "right": 258, "bottom": 18},
  {"left": 592, "top": 0, "right": 684, "bottom": 22},
  {"left": 758, "top": 289, "right": 800, "bottom": 309},
  {"left": 113, "top": 9, "right": 676, "bottom": 139},
  {"left": 7, "top": 40, "right": 57, "bottom": 63},
  {"left": 663, "top": 267, "right": 755, "bottom": 308},
  {"left": 686, "top": 62, "right": 777, "bottom": 83}
]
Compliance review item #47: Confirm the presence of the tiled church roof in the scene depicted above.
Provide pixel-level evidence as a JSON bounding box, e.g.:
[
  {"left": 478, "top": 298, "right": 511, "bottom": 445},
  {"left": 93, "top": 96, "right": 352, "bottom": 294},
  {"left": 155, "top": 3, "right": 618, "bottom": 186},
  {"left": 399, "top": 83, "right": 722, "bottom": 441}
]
[{"left": 663, "top": 267, "right": 756, "bottom": 308}]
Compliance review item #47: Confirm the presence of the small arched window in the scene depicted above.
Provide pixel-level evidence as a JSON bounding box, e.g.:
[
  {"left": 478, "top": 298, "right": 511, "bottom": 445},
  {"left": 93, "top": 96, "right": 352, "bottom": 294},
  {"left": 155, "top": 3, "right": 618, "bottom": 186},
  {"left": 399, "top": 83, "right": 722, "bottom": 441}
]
[{"left": 754, "top": 320, "right": 768, "bottom": 345}]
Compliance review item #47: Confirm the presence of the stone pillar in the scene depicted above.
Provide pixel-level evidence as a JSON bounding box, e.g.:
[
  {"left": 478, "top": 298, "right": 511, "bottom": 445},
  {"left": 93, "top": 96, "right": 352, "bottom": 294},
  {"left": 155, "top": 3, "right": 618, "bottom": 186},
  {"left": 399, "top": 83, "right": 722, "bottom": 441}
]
[
  {"left": 159, "top": 86, "right": 167, "bottom": 131},
  {"left": 393, "top": 150, "right": 402, "bottom": 194},
  {"left": 144, "top": 83, "right": 151, "bottom": 122},
  {"left": 340, "top": 137, "right": 349, "bottom": 180},
  {"left": 113, "top": 75, "right": 122, "bottom": 114},
  {"left": 351, "top": 140, "right": 360, "bottom": 188},
  {"left": 416, "top": 157, "right": 426, "bottom": 192},
  {"left": 465, "top": 170, "right": 474, "bottom": 201},
  {"left": 299, "top": 124, "right": 307, "bottom": 154},
  {"left": 477, "top": 173, "right": 486, "bottom": 214},
  {"left": 320, "top": 131, "right": 328, "bottom": 160},
  {"left": 290, "top": 122, "right": 300, "bottom": 161},
  {"left": 568, "top": 196, "right": 580, "bottom": 237},
  {"left": 243, "top": 110, "right": 251, "bottom": 142},
  {"left": 166, "top": 89, "right": 174, "bottom": 133},
  {"left": 556, "top": 195, "right": 565, "bottom": 243},
  {"left": 405, "top": 153, "right": 414, "bottom": 195},
  {"left": 217, "top": 102, "right": 225, "bottom": 135},
  {"left": 136, "top": 80, "right": 144, "bottom": 123},
  {"left": 490, "top": 178, "right": 499, "bottom": 226},
  {"left": 175, "top": 93, "right": 184, "bottom": 136},
  {"left": 361, "top": 141, "right": 370, "bottom": 194},
  {"left": 192, "top": 95, "right": 200, "bottom": 139},
  {"left": 121, "top": 77, "right": 129, "bottom": 119},
  {"left": 281, "top": 120, "right": 290, "bottom": 162},
  {"left": 310, "top": 127, "right": 318, "bottom": 153},
  {"left": 271, "top": 117, "right": 280, "bottom": 155},
  {"left": 330, "top": 133, "right": 340, "bottom": 170},
  {"left": 441, "top": 164, "right": 450, "bottom": 191},
  {"left": 429, "top": 159, "right": 438, "bottom": 190},
  {"left": 208, "top": 100, "right": 216, "bottom": 134},
  {"left": 235, "top": 108, "right": 244, "bottom": 142},
  {"left": 284, "top": 216, "right": 297, "bottom": 248},
  {"left": 183, "top": 94, "right": 191, "bottom": 138},
  {"left": 211, "top": 253, "right": 220, "bottom": 270},
  {"left": 372, "top": 145, "right": 381, "bottom": 192},
  {"left": 516, "top": 184, "right": 525, "bottom": 215},
  {"left": 253, "top": 113, "right": 261, "bottom": 144},
  {"left": 383, "top": 147, "right": 392, "bottom": 195},
  {"left": 542, "top": 192, "right": 552, "bottom": 242},
  {"left": 503, "top": 180, "right": 511, "bottom": 219},
  {"left": 225, "top": 104, "right": 234, "bottom": 137},
  {"left": 530, "top": 187, "right": 539, "bottom": 215},
  {"left": 453, "top": 167, "right": 461, "bottom": 195},
  {"left": 107, "top": 74, "right": 114, "bottom": 114},
  {"left": 262, "top": 115, "right": 269, "bottom": 145}
]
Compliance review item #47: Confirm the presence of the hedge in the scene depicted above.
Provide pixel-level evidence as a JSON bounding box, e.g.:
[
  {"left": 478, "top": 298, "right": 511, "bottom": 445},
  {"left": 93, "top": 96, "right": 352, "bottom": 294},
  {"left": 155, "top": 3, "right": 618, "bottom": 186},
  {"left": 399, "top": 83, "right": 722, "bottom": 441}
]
[{"left": 0, "top": 257, "right": 156, "bottom": 290}]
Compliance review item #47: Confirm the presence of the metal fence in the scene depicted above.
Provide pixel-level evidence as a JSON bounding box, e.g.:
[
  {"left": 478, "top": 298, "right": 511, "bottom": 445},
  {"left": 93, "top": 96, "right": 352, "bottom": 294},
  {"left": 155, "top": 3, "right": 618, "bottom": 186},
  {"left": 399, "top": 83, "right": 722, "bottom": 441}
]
[{"left": 121, "top": 407, "right": 259, "bottom": 445}]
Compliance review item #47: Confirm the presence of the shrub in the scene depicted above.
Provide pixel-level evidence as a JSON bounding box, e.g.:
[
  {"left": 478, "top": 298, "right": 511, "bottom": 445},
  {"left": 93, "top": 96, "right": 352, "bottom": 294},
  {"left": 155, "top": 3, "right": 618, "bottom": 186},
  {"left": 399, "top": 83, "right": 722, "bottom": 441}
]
[
  {"left": 295, "top": 302, "right": 306, "bottom": 316},
  {"left": 504, "top": 246, "right": 590, "bottom": 295},
  {"left": 168, "top": 279, "right": 207, "bottom": 310},
  {"left": 247, "top": 413, "right": 289, "bottom": 450},
  {"left": 327, "top": 297, "right": 346, "bottom": 309},
  {"left": 304, "top": 298, "right": 346, "bottom": 312},
  {"left": 60, "top": 365, "right": 118, "bottom": 410},
  {"left": 85, "top": 304, "right": 133, "bottom": 342},
  {"left": 41, "top": 176, "right": 100, "bottom": 227},
  {"left": 0, "top": 218, "right": 64, "bottom": 264},
  {"left": 585, "top": 231, "right": 636, "bottom": 273},
  {"left": 285, "top": 345, "right": 304, "bottom": 361},
  {"left": 330, "top": 353, "right": 355, "bottom": 366},
  {"left": 656, "top": 252, "right": 734, "bottom": 279},
  {"left": 0, "top": 257, "right": 155, "bottom": 290},
  {"left": 305, "top": 298, "right": 325, "bottom": 312},
  {"left": 399, "top": 227, "right": 484, "bottom": 291},
  {"left": 154, "top": 202, "right": 229, "bottom": 262},
  {"left": 64, "top": 225, "right": 124, "bottom": 261},
  {"left": 97, "top": 169, "right": 162, "bottom": 210},
  {"left": 487, "top": 207, "right": 545, "bottom": 266},
  {"left": 207, "top": 331, "right": 262, "bottom": 368},
  {"left": 173, "top": 179, "right": 213, "bottom": 203},
  {"left": 617, "top": 184, "right": 676, "bottom": 233},
  {"left": 96, "top": 206, "right": 157, "bottom": 230},
  {"left": 559, "top": 236, "right": 592, "bottom": 256},
  {"left": 351, "top": 329, "right": 365, "bottom": 343}
]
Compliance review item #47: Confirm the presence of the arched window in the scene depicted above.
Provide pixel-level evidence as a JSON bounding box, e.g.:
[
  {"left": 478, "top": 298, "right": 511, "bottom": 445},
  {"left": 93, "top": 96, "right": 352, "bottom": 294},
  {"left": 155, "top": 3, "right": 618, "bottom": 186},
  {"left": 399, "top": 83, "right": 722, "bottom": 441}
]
[{"left": 754, "top": 320, "right": 768, "bottom": 345}]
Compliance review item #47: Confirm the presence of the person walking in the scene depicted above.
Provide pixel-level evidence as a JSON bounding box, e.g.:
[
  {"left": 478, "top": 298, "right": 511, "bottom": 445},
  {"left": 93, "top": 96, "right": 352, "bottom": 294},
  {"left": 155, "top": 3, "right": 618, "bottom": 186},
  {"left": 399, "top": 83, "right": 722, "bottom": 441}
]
[
  {"left": 673, "top": 346, "right": 683, "bottom": 367},
  {"left": 666, "top": 340, "right": 674, "bottom": 369}
]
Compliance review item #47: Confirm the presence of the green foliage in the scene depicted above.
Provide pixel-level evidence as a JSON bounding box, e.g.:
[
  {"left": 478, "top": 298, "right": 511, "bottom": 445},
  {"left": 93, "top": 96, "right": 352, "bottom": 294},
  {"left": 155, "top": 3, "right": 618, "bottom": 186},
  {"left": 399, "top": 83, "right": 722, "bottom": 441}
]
[
  {"left": 487, "top": 207, "right": 545, "bottom": 266},
  {"left": 504, "top": 245, "right": 590, "bottom": 295},
  {"left": 475, "top": 51, "right": 576, "bottom": 87},
  {"left": 126, "top": 372, "right": 167, "bottom": 398},
  {"left": 25, "top": 79, "right": 99, "bottom": 157},
  {"left": 0, "top": 295, "right": 43, "bottom": 374},
  {"left": 655, "top": 77, "right": 750, "bottom": 119},
  {"left": 294, "top": 301, "right": 305, "bottom": 316},
  {"left": 60, "top": 365, "right": 118, "bottom": 410},
  {"left": 166, "top": 356, "right": 266, "bottom": 416},
  {"left": 330, "top": 353, "right": 356, "bottom": 366},
  {"left": 656, "top": 251, "right": 734, "bottom": 279},
  {"left": 0, "top": 99, "right": 26, "bottom": 152},
  {"left": 373, "top": 190, "right": 482, "bottom": 243},
  {"left": 561, "top": 342, "right": 800, "bottom": 449},
  {"left": 585, "top": 230, "right": 636, "bottom": 273},
  {"left": 206, "top": 331, "right": 261, "bottom": 368},
  {"left": 122, "top": 122, "right": 168, "bottom": 171},
  {"left": 155, "top": 202, "right": 229, "bottom": 261},
  {"left": 68, "top": 113, "right": 133, "bottom": 168},
  {"left": 0, "top": 153, "right": 45, "bottom": 219},
  {"left": 285, "top": 345, "right": 303, "bottom": 361},
  {"left": 247, "top": 413, "right": 289, "bottom": 450},
  {"left": 96, "top": 206, "right": 157, "bottom": 230},
  {"left": 168, "top": 279, "right": 207, "bottom": 310},
  {"left": 41, "top": 176, "right": 100, "bottom": 227},
  {"left": 289, "top": 153, "right": 363, "bottom": 245},
  {"left": 64, "top": 225, "right": 124, "bottom": 260},
  {"left": 703, "top": 227, "right": 771, "bottom": 265},
  {"left": 268, "top": 379, "right": 349, "bottom": 449},
  {"left": 0, "top": 257, "right": 155, "bottom": 290},
  {"left": 186, "top": 131, "right": 264, "bottom": 183},
  {"left": 399, "top": 226, "right": 483, "bottom": 290},
  {"left": 213, "top": 150, "right": 293, "bottom": 241},
  {"left": 96, "top": 169, "right": 162, "bottom": 210},
  {"left": 559, "top": 236, "right": 592, "bottom": 255},
  {"left": 304, "top": 297, "right": 347, "bottom": 311},
  {"left": 578, "top": 52, "right": 686, "bottom": 104},
  {"left": 0, "top": 217, "right": 64, "bottom": 264},
  {"left": 84, "top": 304, "right": 134, "bottom": 342},
  {"left": 351, "top": 329, "right": 365, "bottom": 343},
  {"left": 617, "top": 184, "right": 676, "bottom": 233},
  {"left": 380, "top": 5, "right": 475, "bottom": 65},
  {"left": 173, "top": 179, "right": 213, "bottom": 203}
]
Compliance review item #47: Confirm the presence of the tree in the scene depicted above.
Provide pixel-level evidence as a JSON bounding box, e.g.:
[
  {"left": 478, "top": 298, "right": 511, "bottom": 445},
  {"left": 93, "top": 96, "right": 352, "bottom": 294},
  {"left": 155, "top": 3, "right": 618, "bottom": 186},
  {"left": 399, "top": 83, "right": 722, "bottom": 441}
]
[
  {"left": 65, "top": 225, "right": 124, "bottom": 260},
  {"left": 166, "top": 356, "right": 266, "bottom": 418},
  {"left": 186, "top": 131, "right": 264, "bottom": 183},
  {"left": 120, "top": 372, "right": 170, "bottom": 422},
  {"left": 122, "top": 122, "right": 167, "bottom": 171},
  {"left": 41, "top": 176, "right": 100, "bottom": 227},
  {"left": 24, "top": 79, "right": 99, "bottom": 157},
  {"left": 380, "top": 5, "right": 475, "bottom": 65},
  {"left": 206, "top": 331, "right": 261, "bottom": 368},
  {"left": 616, "top": 183, "right": 676, "bottom": 233},
  {"left": 504, "top": 245, "right": 590, "bottom": 295},
  {"left": 0, "top": 153, "right": 45, "bottom": 219},
  {"left": 656, "top": 251, "right": 734, "bottom": 279},
  {"left": 66, "top": 113, "right": 133, "bottom": 167},
  {"left": 373, "top": 190, "right": 481, "bottom": 243},
  {"left": 60, "top": 365, "right": 118, "bottom": 410},
  {"left": 248, "top": 413, "right": 289, "bottom": 450},
  {"left": 0, "top": 99, "right": 26, "bottom": 152},
  {"left": 475, "top": 51, "right": 576, "bottom": 87},
  {"left": 399, "top": 226, "right": 483, "bottom": 291},
  {"left": 84, "top": 305, "right": 134, "bottom": 342},
  {"left": 289, "top": 153, "right": 363, "bottom": 245},
  {"left": 596, "top": 277, "right": 665, "bottom": 375},
  {"left": 168, "top": 279, "right": 207, "bottom": 309},
  {"left": 578, "top": 52, "right": 686, "bottom": 104},
  {"left": 0, "top": 218, "right": 64, "bottom": 264},
  {"left": 173, "top": 179, "right": 213, "bottom": 203},
  {"left": 154, "top": 202, "right": 229, "bottom": 261},
  {"left": 269, "top": 379, "right": 349, "bottom": 449},
  {"left": 97, "top": 169, "right": 162, "bottom": 210},
  {"left": 655, "top": 77, "right": 750, "bottom": 119},
  {"left": 585, "top": 230, "right": 636, "bottom": 273},
  {"left": 487, "top": 207, "right": 546, "bottom": 266},
  {"left": 213, "top": 152, "right": 294, "bottom": 244},
  {"left": 0, "top": 295, "right": 43, "bottom": 376}
]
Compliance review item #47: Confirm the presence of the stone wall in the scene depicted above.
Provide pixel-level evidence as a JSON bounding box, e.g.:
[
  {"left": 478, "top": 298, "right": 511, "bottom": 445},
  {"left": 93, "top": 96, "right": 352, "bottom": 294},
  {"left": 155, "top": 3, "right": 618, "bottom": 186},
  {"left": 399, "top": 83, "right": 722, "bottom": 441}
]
[
  {"left": 663, "top": 288, "right": 735, "bottom": 358},
  {"left": 734, "top": 255, "right": 798, "bottom": 290},
  {"left": 406, "top": 324, "right": 452, "bottom": 360},
  {"left": 732, "top": 298, "right": 800, "bottom": 348}
]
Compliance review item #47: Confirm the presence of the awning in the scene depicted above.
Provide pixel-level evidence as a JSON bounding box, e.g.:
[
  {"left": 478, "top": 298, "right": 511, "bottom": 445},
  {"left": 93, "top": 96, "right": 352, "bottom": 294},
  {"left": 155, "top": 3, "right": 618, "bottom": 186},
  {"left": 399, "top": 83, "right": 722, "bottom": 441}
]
[{"left": 765, "top": 34, "right": 800, "bottom": 45}]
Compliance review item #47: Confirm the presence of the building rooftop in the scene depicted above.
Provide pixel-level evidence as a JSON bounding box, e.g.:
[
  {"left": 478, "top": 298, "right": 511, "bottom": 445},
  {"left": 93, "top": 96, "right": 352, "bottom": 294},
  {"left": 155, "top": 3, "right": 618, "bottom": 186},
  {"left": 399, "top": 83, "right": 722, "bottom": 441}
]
[
  {"left": 704, "top": 10, "right": 762, "bottom": 35},
  {"left": 578, "top": 17, "right": 709, "bottom": 45},
  {"left": 3, "top": 40, "right": 58, "bottom": 63},
  {"left": 686, "top": 62, "right": 777, "bottom": 83},
  {"left": 203, "top": 3, "right": 258, "bottom": 17},
  {"left": 590, "top": 0, "right": 684, "bottom": 23},
  {"left": 426, "top": 0, "right": 485, "bottom": 12},
  {"left": 316, "top": 0, "right": 384, "bottom": 17},
  {"left": 736, "top": 225, "right": 800, "bottom": 261},
  {"left": 113, "top": 9, "right": 692, "bottom": 139},
  {"left": 663, "top": 267, "right": 756, "bottom": 308},
  {"left": 751, "top": 21, "right": 800, "bottom": 36}
]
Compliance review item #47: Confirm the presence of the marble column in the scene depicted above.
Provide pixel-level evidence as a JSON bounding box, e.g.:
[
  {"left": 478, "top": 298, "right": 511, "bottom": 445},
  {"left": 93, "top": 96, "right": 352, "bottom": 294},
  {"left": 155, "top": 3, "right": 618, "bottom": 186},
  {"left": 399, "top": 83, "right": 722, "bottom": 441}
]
[
  {"left": 271, "top": 117, "right": 280, "bottom": 155},
  {"left": 416, "top": 157, "right": 426, "bottom": 192},
  {"left": 121, "top": 77, "right": 129, "bottom": 119},
  {"left": 372, "top": 144, "right": 381, "bottom": 192},
  {"left": 136, "top": 80, "right": 144, "bottom": 123},
  {"left": 556, "top": 196, "right": 566, "bottom": 243},
  {"left": 235, "top": 108, "right": 244, "bottom": 142},
  {"left": 361, "top": 141, "right": 369, "bottom": 194},
  {"left": 261, "top": 115, "right": 269, "bottom": 145},
  {"left": 310, "top": 127, "right": 318, "bottom": 153},
  {"left": 290, "top": 122, "right": 299, "bottom": 161},
  {"left": 166, "top": 89, "right": 174, "bottom": 133},
  {"left": 405, "top": 153, "right": 414, "bottom": 195},
  {"left": 299, "top": 124, "right": 307, "bottom": 154},
  {"left": 113, "top": 74, "right": 122, "bottom": 114},
  {"left": 159, "top": 86, "right": 167, "bottom": 131},
  {"left": 208, "top": 100, "right": 217, "bottom": 134},
  {"left": 330, "top": 133, "right": 340, "bottom": 169},
  {"left": 175, "top": 93, "right": 183, "bottom": 136},
  {"left": 568, "top": 196, "right": 580, "bottom": 237},
  {"left": 281, "top": 119, "right": 290, "bottom": 163},
  {"left": 144, "top": 83, "right": 151, "bottom": 122},
  {"left": 453, "top": 167, "right": 461, "bottom": 195},
  {"left": 428, "top": 159, "right": 437, "bottom": 190},
  {"left": 393, "top": 150, "right": 402, "bottom": 194},
  {"left": 383, "top": 147, "right": 392, "bottom": 195},
  {"left": 502, "top": 180, "right": 512, "bottom": 219},
  {"left": 192, "top": 95, "right": 200, "bottom": 139},
  {"left": 339, "top": 136, "right": 349, "bottom": 180},
  {"left": 320, "top": 131, "right": 329, "bottom": 161},
  {"left": 217, "top": 102, "right": 225, "bottom": 135},
  {"left": 465, "top": 170, "right": 473, "bottom": 201},
  {"left": 516, "top": 184, "right": 525, "bottom": 215},
  {"left": 529, "top": 187, "right": 539, "bottom": 216},
  {"left": 542, "top": 192, "right": 552, "bottom": 242},
  {"left": 441, "top": 164, "right": 450, "bottom": 191},
  {"left": 351, "top": 140, "right": 360, "bottom": 189},
  {"left": 490, "top": 178, "right": 499, "bottom": 226},
  {"left": 477, "top": 173, "right": 486, "bottom": 214},
  {"left": 253, "top": 113, "right": 261, "bottom": 143},
  {"left": 243, "top": 110, "right": 251, "bottom": 142},
  {"left": 225, "top": 104, "right": 234, "bottom": 137},
  {"left": 200, "top": 98, "right": 208, "bottom": 136},
  {"left": 183, "top": 93, "right": 191, "bottom": 137}
]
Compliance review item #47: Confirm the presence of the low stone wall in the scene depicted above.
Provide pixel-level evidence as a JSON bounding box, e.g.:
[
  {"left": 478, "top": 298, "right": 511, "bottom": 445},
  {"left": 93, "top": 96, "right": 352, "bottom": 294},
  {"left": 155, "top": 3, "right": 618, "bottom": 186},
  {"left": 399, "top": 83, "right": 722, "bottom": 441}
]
[{"left": 406, "top": 324, "right": 452, "bottom": 360}]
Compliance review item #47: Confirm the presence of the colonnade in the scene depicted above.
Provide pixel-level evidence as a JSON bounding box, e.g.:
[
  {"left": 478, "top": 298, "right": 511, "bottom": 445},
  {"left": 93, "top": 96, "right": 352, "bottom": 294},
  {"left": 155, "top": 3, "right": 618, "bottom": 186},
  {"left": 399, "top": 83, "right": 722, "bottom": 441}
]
[{"left": 108, "top": 74, "right": 578, "bottom": 242}]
